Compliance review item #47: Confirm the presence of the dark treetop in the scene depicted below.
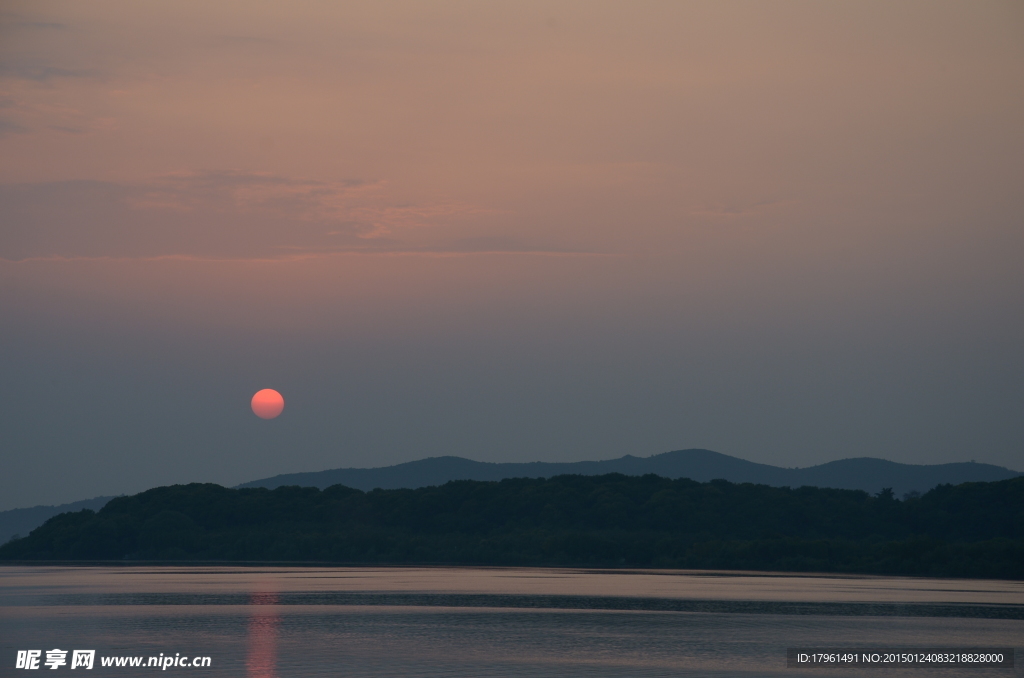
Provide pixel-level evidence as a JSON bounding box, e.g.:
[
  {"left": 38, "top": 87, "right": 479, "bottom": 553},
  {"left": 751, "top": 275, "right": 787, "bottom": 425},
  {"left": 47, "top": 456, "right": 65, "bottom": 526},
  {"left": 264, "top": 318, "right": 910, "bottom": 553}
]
[{"left": 3, "top": 474, "right": 1022, "bottom": 579}]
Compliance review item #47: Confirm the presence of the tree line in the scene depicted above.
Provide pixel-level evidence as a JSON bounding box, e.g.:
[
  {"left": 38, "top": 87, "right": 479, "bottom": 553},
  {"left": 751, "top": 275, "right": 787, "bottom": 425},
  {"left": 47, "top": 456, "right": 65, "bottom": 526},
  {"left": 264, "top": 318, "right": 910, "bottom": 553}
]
[{"left": 2, "top": 474, "right": 1021, "bottom": 578}]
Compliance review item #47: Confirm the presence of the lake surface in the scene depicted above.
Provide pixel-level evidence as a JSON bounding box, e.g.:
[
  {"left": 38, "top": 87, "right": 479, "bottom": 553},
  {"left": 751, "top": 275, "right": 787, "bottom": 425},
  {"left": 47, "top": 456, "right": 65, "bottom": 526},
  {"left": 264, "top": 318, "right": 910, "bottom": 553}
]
[{"left": 1, "top": 566, "right": 1021, "bottom": 676}]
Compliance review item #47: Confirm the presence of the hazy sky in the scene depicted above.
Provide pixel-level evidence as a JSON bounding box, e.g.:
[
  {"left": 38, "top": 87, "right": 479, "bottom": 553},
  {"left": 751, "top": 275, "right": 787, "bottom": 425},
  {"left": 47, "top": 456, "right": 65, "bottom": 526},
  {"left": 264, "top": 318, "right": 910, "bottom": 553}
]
[{"left": 2, "top": 1, "right": 1022, "bottom": 510}]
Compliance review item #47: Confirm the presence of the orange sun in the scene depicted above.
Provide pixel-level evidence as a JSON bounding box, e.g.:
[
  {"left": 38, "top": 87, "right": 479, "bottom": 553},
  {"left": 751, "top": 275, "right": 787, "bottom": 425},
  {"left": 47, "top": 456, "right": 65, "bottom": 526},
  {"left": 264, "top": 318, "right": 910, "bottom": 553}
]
[{"left": 251, "top": 389, "right": 285, "bottom": 419}]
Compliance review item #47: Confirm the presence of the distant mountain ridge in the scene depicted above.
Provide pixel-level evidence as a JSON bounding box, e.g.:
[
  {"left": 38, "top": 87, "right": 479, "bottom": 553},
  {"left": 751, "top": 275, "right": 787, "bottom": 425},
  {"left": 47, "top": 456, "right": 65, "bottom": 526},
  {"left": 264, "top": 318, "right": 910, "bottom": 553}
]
[{"left": 238, "top": 449, "right": 1021, "bottom": 498}]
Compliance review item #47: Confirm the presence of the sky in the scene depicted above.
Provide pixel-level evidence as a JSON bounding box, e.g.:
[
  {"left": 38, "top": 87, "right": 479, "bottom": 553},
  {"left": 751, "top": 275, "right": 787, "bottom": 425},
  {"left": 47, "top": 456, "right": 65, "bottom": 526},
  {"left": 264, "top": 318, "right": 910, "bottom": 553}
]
[{"left": 1, "top": 0, "right": 1022, "bottom": 510}]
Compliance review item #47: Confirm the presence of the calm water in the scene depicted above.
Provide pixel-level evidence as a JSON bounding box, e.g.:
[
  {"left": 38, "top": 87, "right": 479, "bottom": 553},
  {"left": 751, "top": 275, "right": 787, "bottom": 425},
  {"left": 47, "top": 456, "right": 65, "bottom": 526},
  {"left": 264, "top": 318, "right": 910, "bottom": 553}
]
[{"left": 1, "top": 566, "right": 1021, "bottom": 677}]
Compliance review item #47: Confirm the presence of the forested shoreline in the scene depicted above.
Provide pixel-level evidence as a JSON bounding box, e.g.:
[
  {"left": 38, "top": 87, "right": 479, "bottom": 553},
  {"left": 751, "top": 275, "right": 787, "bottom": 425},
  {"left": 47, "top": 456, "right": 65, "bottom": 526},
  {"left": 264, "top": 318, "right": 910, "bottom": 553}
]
[{"left": 2, "top": 474, "right": 1021, "bottom": 578}]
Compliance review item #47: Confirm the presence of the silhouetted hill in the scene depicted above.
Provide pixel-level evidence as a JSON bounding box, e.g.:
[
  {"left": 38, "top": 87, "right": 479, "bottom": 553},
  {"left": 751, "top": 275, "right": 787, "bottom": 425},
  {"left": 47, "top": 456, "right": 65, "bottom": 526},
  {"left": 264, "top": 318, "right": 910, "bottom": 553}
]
[
  {"left": 4, "top": 452, "right": 1016, "bottom": 545},
  {"left": 238, "top": 449, "right": 1020, "bottom": 497},
  {"left": 0, "top": 496, "right": 117, "bottom": 545},
  {"left": 4, "top": 475, "right": 1022, "bottom": 578}
]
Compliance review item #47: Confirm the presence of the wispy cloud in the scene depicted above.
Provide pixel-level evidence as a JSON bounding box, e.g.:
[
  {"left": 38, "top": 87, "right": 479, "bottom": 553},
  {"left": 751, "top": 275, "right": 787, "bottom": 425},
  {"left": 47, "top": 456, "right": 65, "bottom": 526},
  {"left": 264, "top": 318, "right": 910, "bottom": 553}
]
[
  {"left": 0, "top": 88, "right": 106, "bottom": 136},
  {"left": 1, "top": 249, "right": 605, "bottom": 266},
  {"left": 0, "top": 117, "right": 26, "bottom": 137},
  {"left": 0, "top": 10, "right": 68, "bottom": 32},
  {"left": 126, "top": 171, "right": 485, "bottom": 241},
  {"left": 0, "top": 62, "right": 99, "bottom": 83},
  {"left": 0, "top": 171, "right": 579, "bottom": 261}
]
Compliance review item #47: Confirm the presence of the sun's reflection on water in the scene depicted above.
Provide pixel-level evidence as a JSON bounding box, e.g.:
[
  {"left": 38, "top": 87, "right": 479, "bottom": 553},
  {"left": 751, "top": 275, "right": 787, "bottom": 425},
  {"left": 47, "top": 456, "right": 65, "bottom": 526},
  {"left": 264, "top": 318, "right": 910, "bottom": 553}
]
[{"left": 247, "top": 592, "right": 280, "bottom": 678}]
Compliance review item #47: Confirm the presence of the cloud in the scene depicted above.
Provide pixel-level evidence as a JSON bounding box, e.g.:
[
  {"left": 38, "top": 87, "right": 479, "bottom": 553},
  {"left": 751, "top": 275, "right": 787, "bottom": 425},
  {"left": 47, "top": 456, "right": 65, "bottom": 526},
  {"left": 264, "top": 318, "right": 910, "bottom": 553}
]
[
  {"left": 0, "top": 94, "right": 27, "bottom": 136},
  {"left": 127, "top": 171, "right": 375, "bottom": 218},
  {"left": 0, "top": 118, "right": 26, "bottom": 137},
  {"left": 0, "top": 88, "right": 105, "bottom": 137},
  {"left": 0, "top": 171, "right": 574, "bottom": 261},
  {"left": 126, "top": 171, "right": 483, "bottom": 242},
  {"left": 0, "top": 64, "right": 98, "bottom": 82},
  {"left": 0, "top": 10, "right": 68, "bottom": 32}
]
